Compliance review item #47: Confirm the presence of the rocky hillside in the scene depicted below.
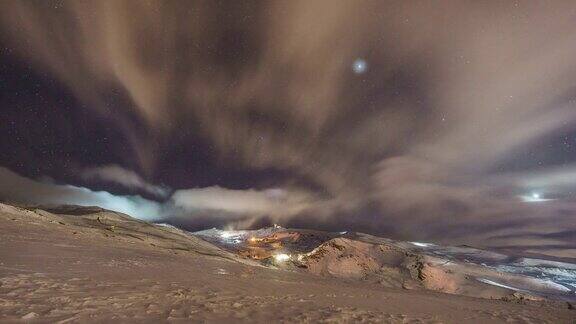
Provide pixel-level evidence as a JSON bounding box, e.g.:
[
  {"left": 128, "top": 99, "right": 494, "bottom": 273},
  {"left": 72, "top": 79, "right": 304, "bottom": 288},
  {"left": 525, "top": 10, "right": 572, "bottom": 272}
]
[{"left": 194, "top": 227, "right": 576, "bottom": 302}]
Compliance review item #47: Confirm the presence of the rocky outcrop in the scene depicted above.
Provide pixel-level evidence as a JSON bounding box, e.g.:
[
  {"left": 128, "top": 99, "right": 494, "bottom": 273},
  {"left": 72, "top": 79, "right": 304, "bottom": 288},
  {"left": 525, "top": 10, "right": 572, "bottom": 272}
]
[{"left": 301, "top": 238, "right": 422, "bottom": 289}]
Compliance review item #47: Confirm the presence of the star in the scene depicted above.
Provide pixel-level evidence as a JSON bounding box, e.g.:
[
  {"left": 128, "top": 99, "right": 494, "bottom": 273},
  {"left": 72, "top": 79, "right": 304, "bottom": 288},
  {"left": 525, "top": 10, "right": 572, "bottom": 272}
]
[{"left": 352, "top": 58, "right": 367, "bottom": 74}]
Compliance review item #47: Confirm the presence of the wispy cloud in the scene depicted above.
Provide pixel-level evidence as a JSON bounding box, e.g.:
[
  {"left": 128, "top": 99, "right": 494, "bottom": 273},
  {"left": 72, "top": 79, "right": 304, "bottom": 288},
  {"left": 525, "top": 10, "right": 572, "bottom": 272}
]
[{"left": 80, "top": 165, "right": 169, "bottom": 198}]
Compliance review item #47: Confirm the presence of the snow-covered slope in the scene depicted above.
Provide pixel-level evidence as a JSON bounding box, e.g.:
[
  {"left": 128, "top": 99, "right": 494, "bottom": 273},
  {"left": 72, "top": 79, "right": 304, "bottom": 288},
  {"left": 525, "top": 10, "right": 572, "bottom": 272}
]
[{"left": 193, "top": 227, "right": 576, "bottom": 301}]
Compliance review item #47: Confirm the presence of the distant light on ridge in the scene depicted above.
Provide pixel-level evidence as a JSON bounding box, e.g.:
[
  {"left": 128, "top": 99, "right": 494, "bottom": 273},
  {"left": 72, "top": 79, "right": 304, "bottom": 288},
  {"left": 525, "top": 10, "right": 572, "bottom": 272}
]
[{"left": 273, "top": 253, "right": 290, "bottom": 262}]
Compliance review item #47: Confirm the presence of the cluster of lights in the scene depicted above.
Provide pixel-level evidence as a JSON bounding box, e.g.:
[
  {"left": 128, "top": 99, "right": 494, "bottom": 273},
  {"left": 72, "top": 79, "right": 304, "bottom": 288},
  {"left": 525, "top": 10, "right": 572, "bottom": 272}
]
[
  {"left": 273, "top": 253, "right": 291, "bottom": 262},
  {"left": 273, "top": 253, "right": 308, "bottom": 263},
  {"left": 218, "top": 231, "right": 244, "bottom": 244},
  {"left": 217, "top": 230, "right": 309, "bottom": 264}
]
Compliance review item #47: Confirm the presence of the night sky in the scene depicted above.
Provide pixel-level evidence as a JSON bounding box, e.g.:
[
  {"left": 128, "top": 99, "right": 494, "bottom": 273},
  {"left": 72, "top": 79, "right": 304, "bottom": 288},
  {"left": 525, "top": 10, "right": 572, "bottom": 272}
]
[{"left": 2, "top": 1, "right": 576, "bottom": 258}]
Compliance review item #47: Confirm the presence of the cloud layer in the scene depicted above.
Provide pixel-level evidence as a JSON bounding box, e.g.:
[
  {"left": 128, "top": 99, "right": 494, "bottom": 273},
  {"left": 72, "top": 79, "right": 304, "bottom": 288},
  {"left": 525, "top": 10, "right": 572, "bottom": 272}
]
[
  {"left": 80, "top": 165, "right": 169, "bottom": 198},
  {"left": 1, "top": 1, "right": 576, "bottom": 257},
  {"left": 0, "top": 167, "right": 163, "bottom": 221}
]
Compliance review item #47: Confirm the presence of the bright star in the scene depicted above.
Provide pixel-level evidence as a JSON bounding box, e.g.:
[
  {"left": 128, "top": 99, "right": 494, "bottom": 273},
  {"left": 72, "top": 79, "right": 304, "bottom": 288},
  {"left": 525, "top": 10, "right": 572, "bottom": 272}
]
[{"left": 352, "top": 58, "right": 367, "bottom": 74}]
